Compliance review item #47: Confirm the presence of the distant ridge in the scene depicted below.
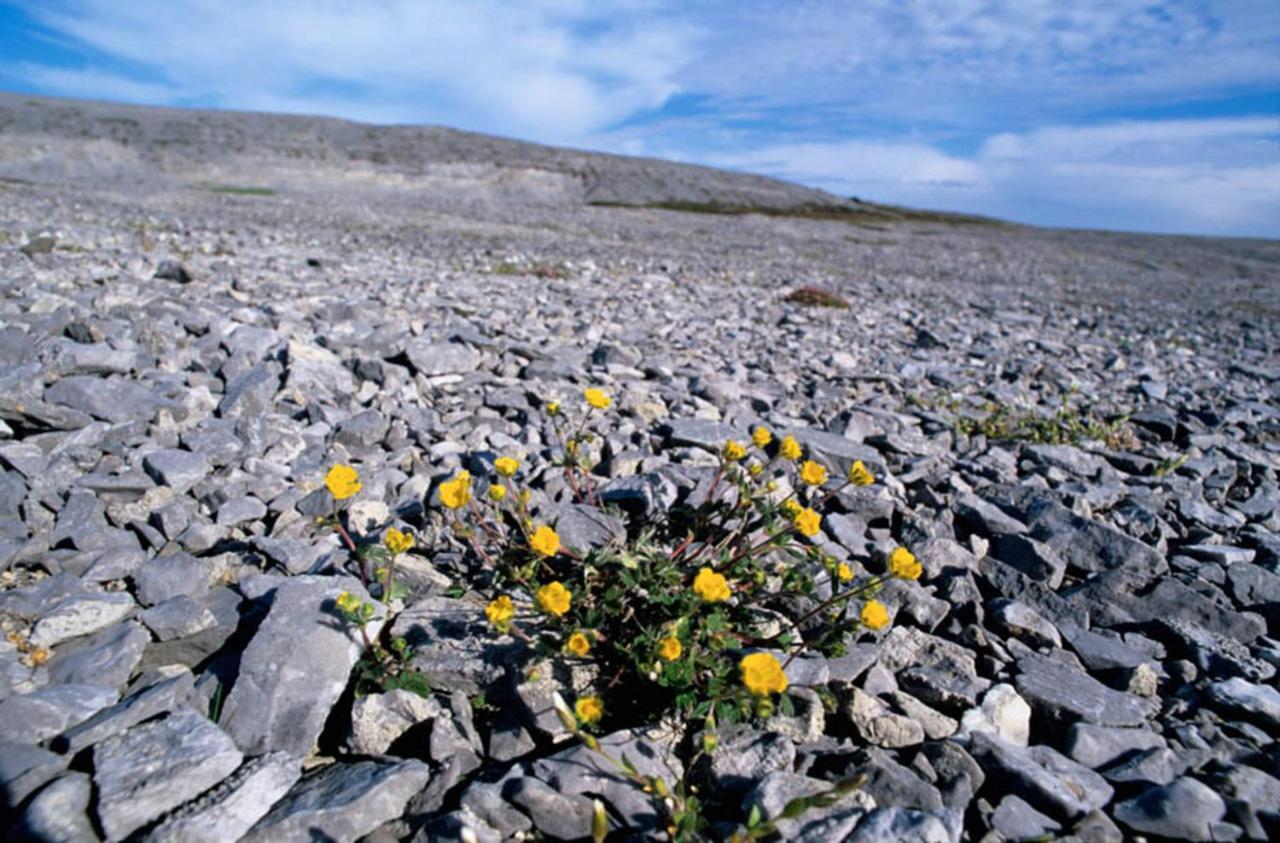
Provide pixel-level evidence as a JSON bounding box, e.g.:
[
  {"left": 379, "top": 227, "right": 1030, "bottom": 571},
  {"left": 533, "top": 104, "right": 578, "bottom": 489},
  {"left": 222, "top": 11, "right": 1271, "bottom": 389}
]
[{"left": 0, "top": 92, "right": 857, "bottom": 210}]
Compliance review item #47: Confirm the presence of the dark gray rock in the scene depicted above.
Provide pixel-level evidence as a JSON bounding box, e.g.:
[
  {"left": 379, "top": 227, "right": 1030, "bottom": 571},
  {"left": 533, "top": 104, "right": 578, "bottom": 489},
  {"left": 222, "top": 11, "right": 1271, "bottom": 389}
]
[
  {"left": 404, "top": 340, "right": 480, "bottom": 376},
  {"left": 503, "top": 775, "right": 596, "bottom": 841},
  {"left": 220, "top": 575, "right": 381, "bottom": 756},
  {"left": 1014, "top": 651, "right": 1157, "bottom": 727},
  {"left": 0, "top": 683, "right": 118, "bottom": 744},
  {"left": 0, "top": 741, "right": 69, "bottom": 809},
  {"left": 391, "top": 596, "right": 522, "bottom": 694},
  {"left": 968, "top": 732, "right": 1114, "bottom": 821},
  {"left": 57, "top": 669, "right": 195, "bottom": 753},
  {"left": 1063, "top": 723, "right": 1168, "bottom": 769},
  {"left": 47, "top": 620, "right": 149, "bottom": 690},
  {"left": 991, "top": 794, "right": 1061, "bottom": 841},
  {"left": 846, "top": 807, "right": 952, "bottom": 843},
  {"left": 1113, "top": 776, "right": 1226, "bottom": 842},
  {"left": 242, "top": 758, "right": 429, "bottom": 843},
  {"left": 45, "top": 376, "right": 163, "bottom": 424},
  {"left": 153, "top": 260, "right": 193, "bottom": 283},
  {"left": 140, "top": 595, "right": 217, "bottom": 641},
  {"left": 990, "top": 533, "right": 1066, "bottom": 589},
  {"left": 740, "top": 770, "right": 877, "bottom": 842},
  {"left": 133, "top": 552, "right": 213, "bottom": 607},
  {"left": 697, "top": 725, "right": 795, "bottom": 798},
  {"left": 142, "top": 449, "right": 211, "bottom": 494},
  {"left": 93, "top": 707, "right": 243, "bottom": 841},
  {"left": 1205, "top": 677, "right": 1280, "bottom": 728}
]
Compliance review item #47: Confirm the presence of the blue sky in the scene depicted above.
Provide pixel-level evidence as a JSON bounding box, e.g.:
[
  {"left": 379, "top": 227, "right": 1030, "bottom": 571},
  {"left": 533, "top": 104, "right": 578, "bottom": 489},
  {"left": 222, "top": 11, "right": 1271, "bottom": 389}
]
[{"left": 2, "top": 1, "right": 1278, "bottom": 237}]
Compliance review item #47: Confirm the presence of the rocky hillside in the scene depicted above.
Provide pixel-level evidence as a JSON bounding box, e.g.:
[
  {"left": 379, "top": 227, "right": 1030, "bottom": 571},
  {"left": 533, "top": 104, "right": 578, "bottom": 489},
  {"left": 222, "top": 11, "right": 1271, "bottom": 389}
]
[{"left": 0, "top": 94, "right": 1278, "bottom": 842}]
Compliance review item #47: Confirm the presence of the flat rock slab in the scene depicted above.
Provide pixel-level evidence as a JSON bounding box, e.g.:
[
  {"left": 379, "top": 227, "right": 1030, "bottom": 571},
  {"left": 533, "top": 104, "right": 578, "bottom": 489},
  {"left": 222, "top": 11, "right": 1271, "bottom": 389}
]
[
  {"left": 219, "top": 575, "right": 381, "bottom": 756},
  {"left": 968, "top": 732, "right": 1114, "bottom": 821},
  {"left": 242, "top": 758, "right": 430, "bottom": 843},
  {"left": 29, "top": 591, "right": 136, "bottom": 647},
  {"left": 0, "top": 683, "right": 118, "bottom": 744},
  {"left": 1112, "top": 776, "right": 1226, "bottom": 841},
  {"left": 145, "top": 751, "right": 301, "bottom": 843},
  {"left": 93, "top": 707, "right": 243, "bottom": 841},
  {"left": 1015, "top": 651, "right": 1157, "bottom": 727}
]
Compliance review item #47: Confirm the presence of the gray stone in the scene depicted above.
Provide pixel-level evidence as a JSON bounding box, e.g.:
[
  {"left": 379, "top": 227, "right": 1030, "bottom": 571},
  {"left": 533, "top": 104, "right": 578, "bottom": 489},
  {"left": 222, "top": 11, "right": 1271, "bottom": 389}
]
[
  {"left": 991, "top": 534, "right": 1067, "bottom": 589},
  {"left": 241, "top": 759, "right": 429, "bottom": 843},
  {"left": 968, "top": 732, "right": 1114, "bottom": 821},
  {"left": 28, "top": 591, "right": 136, "bottom": 647},
  {"left": 391, "top": 597, "right": 522, "bottom": 694},
  {"left": 142, "top": 449, "right": 211, "bottom": 494},
  {"left": 220, "top": 575, "right": 382, "bottom": 756},
  {"left": 57, "top": 669, "right": 195, "bottom": 753},
  {"left": 140, "top": 595, "right": 217, "bottom": 641},
  {"left": 878, "top": 627, "right": 991, "bottom": 711},
  {"left": 45, "top": 376, "right": 163, "bottom": 424},
  {"left": 989, "top": 598, "right": 1061, "bottom": 648},
  {"left": 93, "top": 708, "right": 243, "bottom": 841},
  {"left": 1113, "top": 776, "right": 1226, "bottom": 842},
  {"left": 955, "top": 491, "right": 1029, "bottom": 537},
  {"left": 0, "top": 683, "right": 118, "bottom": 743},
  {"left": 153, "top": 259, "right": 193, "bottom": 283},
  {"left": 459, "top": 782, "right": 533, "bottom": 838},
  {"left": 1206, "top": 677, "right": 1280, "bottom": 728},
  {"left": 661, "top": 418, "right": 745, "bottom": 451},
  {"left": 1060, "top": 624, "right": 1148, "bottom": 671},
  {"left": 1153, "top": 619, "right": 1275, "bottom": 681},
  {"left": 0, "top": 741, "right": 69, "bottom": 808},
  {"left": 219, "top": 361, "right": 282, "bottom": 418},
  {"left": 13, "top": 772, "right": 99, "bottom": 843},
  {"left": 47, "top": 620, "right": 149, "bottom": 690},
  {"left": 404, "top": 340, "right": 480, "bottom": 376},
  {"left": 133, "top": 552, "right": 213, "bottom": 607},
  {"left": 550, "top": 502, "right": 626, "bottom": 552},
  {"left": 349, "top": 689, "right": 442, "bottom": 756},
  {"left": 991, "top": 794, "right": 1061, "bottom": 841},
  {"left": 145, "top": 752, "right": 301, "bottom": 843},
  {"left": 503, "top": 775, "right": 596, "bottom": 841},
  {"left": 215, "top": 495, "right": 267, "bottom": 527},
  {"left": 1015, "top": 651, "right": 1157, "bottom": 727},
  {"left": 783, "top": 427, "right": 890, "bottom": 481},
  {"left": 1063, "top": 723, "right": 1168, "bottom": 769},
  {"left": 846, "top": 687, "right": 925, "bottom": 747},
  {"left": 1100, "top": 747, "right": 1186, "bottom": 787},
  {"left": 699, "top": 725, "right": 795, "bottom": 798},
  {"left": 846, "top": 807, "right": 952, "bottom": 843},
  {"left": 741, "top": 771, "right": 878, "bottom": 842},
  {"left": 532, "top": 726, "right": 683, "bottom": 834}
]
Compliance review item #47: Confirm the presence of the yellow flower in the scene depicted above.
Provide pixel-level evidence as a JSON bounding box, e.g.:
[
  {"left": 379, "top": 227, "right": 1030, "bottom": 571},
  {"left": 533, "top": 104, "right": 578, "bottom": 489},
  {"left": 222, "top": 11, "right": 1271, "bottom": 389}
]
[
  {"left": 793, "top": 508, "right": 821, "bottom": 538},
  {"left": 545, "top": 400, "right": 561, "bottom": 416},
  {"left": 486, "top": 595, "right": 515, "bottom": 631},
  {"left": 335, "top": 591, "right": 361, "bottom": 614},
  {"left": 536, "top": 581, "right": 572, "bottom": 616},
  {"left": 325, "top": 464, "right": 361, "bottom": 500},
  {"left": 494, "top": 456, "right": 520, "bottom": 477},
  {"left": 657, "top": 636, "right": 682, "bottom": 661},
  {"left": 529, "top": 525, "right": 560, "bottom": 557},
  {"left": 799, "top": 460, "right": 828, "bottom": 486},
  {"left": 692, "top": 567, "right": 731, "bottom": 603},
  {"left": 779, "top": 436, "right": 802, "bottom": 461},
  {"left": 740, "top": 652, "right": 788, "bottom": 696},
  {"left": 439, "top": 470, "right": 473, "bottom": 510},
  {"left": 488, "top": 484, "right": 507, "bottom": 501},
  {"left": 752, "top": 427, "right": 773, "bottom": 448},
  {"left": 584, "top": 388, "right": 611, "bottom": 410},
  {"left": 848, "top": 460, "right": 875, "bottom": 486},
  {"left": 24, "top": 647, "right": 50, "bottom": 668},
  {"left": 575, "top": 695, "right": 604, "bottom": 725},
  {"left": 722, "top": 439, "right": 746, "bottom": 462},
  {"left": 837, "top": 562, "right": 854, "bottom": 583},
  {"left": 567, "top": 631, "right": 591, "bottom": 657},
  {"left": 889, "top": 546, "right": 922, "bottom": 580},
  {"left": 861, "top": 600, "right": 891, "bottom": 630},
  {"left": 780, "top": 498, "right": 802, "bottom": 517},
  {"left": 383, "top": 527, "right": 414, "bottom": 555}
]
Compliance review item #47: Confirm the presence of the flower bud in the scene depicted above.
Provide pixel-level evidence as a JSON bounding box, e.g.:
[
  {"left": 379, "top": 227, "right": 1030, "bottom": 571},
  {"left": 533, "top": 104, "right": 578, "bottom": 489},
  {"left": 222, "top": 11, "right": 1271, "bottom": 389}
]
[{"left": 591, "top": 799, "right": 608, "bottom": 843}]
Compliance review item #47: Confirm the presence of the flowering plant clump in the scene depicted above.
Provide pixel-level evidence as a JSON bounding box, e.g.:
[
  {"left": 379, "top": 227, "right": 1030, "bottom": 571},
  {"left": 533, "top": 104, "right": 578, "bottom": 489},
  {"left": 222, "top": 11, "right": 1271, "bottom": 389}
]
[
  {"left": 319, "top": 393, "right": 914, "bottom": 837},
  {"left": 398, "top": 393, "right": 919, "bottom": 838}
]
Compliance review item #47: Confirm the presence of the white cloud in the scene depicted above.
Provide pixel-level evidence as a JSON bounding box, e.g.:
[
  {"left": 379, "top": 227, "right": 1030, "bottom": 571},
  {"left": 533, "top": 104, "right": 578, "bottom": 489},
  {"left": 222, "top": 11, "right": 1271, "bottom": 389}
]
[
  {"left": 691, "top": 117, "right": 1280, "bottom": 237},
  {"left": 9, "top": 0, "right": 693, "bottom": 141}
]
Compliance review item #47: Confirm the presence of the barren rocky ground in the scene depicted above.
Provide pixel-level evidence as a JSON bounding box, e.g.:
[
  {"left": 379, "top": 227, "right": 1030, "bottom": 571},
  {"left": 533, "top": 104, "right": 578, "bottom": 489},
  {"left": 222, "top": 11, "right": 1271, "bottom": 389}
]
[{"left": 1, "top": 94, "right": 1279, "bottom": 842}]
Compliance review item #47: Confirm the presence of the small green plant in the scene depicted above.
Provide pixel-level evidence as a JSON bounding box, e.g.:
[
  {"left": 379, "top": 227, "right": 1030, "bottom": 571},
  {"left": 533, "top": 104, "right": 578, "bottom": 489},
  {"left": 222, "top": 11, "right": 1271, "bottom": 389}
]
[
  {"left": 953, "top": 396, "right": 1136, "bottom": 449},
  {"left": 317, "top": 466, "right": 430, "bottom": 698},
  {"left": 492, "top": 260, "right": 567, "bottom": 279},
  {"left": 198, "top": 183, "right": 276, "bottom": 196},
  {"left": 1154, "top": 453, "right": 1188, "bottom": 477},
  {"left": 783, "top": 286, "right": 850, "bottom": 308}
]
